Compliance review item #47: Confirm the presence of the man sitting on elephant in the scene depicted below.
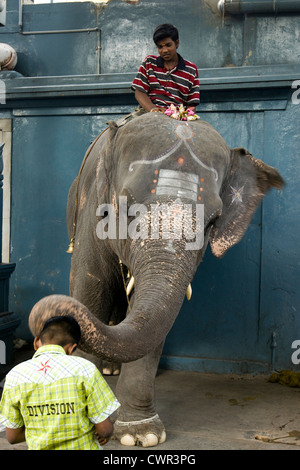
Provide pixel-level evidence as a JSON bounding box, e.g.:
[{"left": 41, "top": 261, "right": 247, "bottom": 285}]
[{"left": 132, "top": 23, "right": 200, "bottom": 113}]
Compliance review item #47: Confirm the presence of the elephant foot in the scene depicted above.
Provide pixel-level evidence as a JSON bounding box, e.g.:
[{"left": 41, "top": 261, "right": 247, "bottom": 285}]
[
  {"left": 114, "top": 414, "right": 166, "bottom": 447},
  {"left": 102, "top": 359, "right": 121, "bottom": 376}
]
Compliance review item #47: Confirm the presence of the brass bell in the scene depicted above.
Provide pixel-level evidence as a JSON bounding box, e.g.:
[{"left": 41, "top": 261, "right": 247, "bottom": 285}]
[{"left": 66, "top": 238, "right": 75, "bottom": 254}]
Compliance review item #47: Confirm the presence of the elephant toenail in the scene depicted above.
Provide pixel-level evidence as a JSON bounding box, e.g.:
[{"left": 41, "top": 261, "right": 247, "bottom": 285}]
[
  {"left": 120, "top": 434, "right": 136, "bottom": 446},
  {"left": 139, "top": 433, "right": 159, "bottom": 447}
]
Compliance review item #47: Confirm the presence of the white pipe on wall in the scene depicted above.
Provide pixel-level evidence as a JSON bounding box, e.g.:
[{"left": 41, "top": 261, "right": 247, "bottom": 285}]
[{"left": 218, "top": 0, "right": 300, "bottom": 14}]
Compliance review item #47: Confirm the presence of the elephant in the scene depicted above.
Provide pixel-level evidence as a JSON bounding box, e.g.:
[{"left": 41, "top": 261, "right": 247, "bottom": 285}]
[{"left": 29, "top": 112, "right": 284, "bottom": 447}]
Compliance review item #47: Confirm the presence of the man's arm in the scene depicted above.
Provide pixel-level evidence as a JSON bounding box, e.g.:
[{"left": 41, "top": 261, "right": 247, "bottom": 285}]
[
  {"left": 95, "top": 417, "right": 114, "bottom": 446},
  {"left": 135, "top": 90, "right": 157, "bottom": 112},
  {"left": 136, "top": 90, "right": 195, "bottom": 112},
  {"left": 6, "top": 426, "right": 25, "bottom": 444},
  {"left": 186, "top": 69, "right": 200, "bottom": 109}
]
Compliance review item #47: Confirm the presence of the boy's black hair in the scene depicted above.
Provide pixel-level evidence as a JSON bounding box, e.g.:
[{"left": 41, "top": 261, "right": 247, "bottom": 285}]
[
  {"left": 153, "top": 24, "right": 179, "bottom": 45},
  {"left": 40, "top": 315, "right": 81, "bottom": 346}
]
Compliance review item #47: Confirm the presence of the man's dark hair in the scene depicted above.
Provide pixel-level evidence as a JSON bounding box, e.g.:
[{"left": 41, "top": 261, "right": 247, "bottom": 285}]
[
  {"left": 153, "top": 24, "right": 179, "bottom": 45},
  {"left": 39, "top": 315, "right": 81, "bottom": 347}
]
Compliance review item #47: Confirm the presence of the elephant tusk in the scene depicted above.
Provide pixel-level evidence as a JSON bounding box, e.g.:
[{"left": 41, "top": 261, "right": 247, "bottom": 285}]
[
  {"left": 126, "top": 276, "right": 135, "bottom": 296},
  {"left": 186, "top": 283, "right": 192, "bottom": 301},
  {"left": 126, "top": 275, "right": 190, "bottom": 300}
]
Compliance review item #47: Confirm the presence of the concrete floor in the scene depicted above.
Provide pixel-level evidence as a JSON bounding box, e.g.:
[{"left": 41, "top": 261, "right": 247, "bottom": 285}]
[
  {"left": 1, "top": 345, "right": 300, "bottom": 450},
  {"left": 106, "top": 370, "right": 300, "bottom": 451}
]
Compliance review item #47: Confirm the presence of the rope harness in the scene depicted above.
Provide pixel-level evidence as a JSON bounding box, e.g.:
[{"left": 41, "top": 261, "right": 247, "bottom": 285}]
[{"left": 66, "top": 127, "right": 109, "bottom": 254}]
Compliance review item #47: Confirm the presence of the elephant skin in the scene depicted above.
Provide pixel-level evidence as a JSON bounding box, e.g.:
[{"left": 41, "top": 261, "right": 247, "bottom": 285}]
[{"left": 29, "top": 113, "right": 284, "bottom": 447}]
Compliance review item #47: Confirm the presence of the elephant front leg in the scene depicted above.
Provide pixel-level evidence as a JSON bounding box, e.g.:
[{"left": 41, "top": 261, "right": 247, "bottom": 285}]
[
  {"left": 70, "top": 256, "right": 126, "bottom": 375},
  {"left": 114, "top": 341, "right": 166, "bottom": 447}
]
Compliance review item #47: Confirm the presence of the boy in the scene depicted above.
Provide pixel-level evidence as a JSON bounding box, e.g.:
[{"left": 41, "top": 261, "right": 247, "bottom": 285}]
[
  {"left": 0, "top": 316, "right": 120, "bottom": 450},
  {"left": 132, "top": 23, "right": 200, "bottom": 112}
]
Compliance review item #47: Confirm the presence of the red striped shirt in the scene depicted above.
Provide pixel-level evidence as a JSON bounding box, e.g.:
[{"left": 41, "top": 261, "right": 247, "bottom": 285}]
[{"left": 132, "top": 54, "right": 200, "bottom": 108}]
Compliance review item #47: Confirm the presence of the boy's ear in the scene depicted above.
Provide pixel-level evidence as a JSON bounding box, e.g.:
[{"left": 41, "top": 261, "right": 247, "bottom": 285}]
[
  {"left": 33, "top": 337, "right": 41, "bottom": 351},
  {"left": 65, "top": 343, "right": 77, "bottom": 355}
]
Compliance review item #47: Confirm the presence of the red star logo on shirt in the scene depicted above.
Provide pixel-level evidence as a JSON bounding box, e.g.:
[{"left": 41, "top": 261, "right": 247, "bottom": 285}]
[{"left": 38, "top": 359, "right": 52, "bottom": 375}]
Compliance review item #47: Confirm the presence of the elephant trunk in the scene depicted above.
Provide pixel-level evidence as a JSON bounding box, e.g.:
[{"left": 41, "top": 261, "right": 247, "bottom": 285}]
[{"left": 29, "top": 241, "right": 199, "bottom": 362}]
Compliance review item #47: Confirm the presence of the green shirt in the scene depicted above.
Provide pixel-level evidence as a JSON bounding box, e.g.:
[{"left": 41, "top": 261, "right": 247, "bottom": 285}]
[{"left": 0, "top": 344, "right": 120, "bottom": 450}]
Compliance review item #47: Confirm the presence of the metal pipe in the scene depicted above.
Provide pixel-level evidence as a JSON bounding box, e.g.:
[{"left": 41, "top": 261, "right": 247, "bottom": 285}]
[
  {"left": 218, "top": 0, "right": 300, "bottom": 14},
  {"left": 271, "top": 331, "right": 277, "bottom": 370},
  {"left": 20, "top": 27, "right": 99, "bottom": 35},
  {"left": 19, "top": 0, "right": 23, "bottom": 33}
]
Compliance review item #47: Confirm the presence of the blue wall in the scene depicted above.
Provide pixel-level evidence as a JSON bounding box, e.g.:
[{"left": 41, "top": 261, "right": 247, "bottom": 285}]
[{"left": 1, "top": 0, "right": 299, "bottom": 373}]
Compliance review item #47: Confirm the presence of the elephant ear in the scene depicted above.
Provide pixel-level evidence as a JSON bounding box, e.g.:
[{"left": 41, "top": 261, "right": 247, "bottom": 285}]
[{"left": 209, "top": 147, "right": 284, "bottom": 258}]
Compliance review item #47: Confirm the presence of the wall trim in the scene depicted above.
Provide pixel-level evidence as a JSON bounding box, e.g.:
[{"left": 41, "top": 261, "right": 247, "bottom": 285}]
[{"left": 1, "top": 64, "right": 298, "bottom": 102}]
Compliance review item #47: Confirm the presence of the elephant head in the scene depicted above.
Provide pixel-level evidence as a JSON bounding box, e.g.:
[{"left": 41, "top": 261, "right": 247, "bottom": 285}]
[{"left": 29, "top": 114, "right": 284, "bottom": 363}]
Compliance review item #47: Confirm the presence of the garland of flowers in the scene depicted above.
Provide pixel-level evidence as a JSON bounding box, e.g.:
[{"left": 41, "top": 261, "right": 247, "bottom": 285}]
[{"left": 164, "top": 104, "right": 200, "bottom": 121}]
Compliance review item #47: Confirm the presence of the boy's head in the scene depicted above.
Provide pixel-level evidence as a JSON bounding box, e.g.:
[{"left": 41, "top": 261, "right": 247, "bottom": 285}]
[
  {"left": 153, "top": 24, "right": 179, "bottom": 45},
  {"left": 34, "top": 315, "right": 81, "bottom": 355},
  {"left": 153, "top": 24, "right": 180, "bottom": 64}
]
